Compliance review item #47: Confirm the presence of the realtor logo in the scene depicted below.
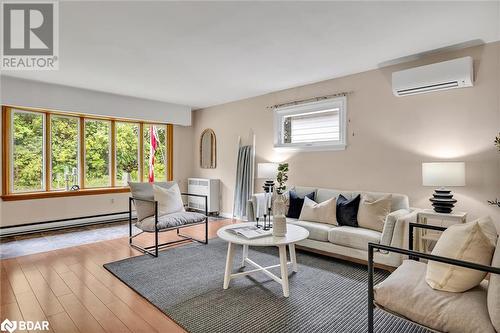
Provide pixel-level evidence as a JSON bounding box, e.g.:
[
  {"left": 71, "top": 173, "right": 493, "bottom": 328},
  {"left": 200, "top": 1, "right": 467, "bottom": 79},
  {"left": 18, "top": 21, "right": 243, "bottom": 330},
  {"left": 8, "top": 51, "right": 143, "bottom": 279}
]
[
  {"left": 0, "top": 319, "right": 49, "bottom": 332},
  {"left": 1, "top": 1, "right": 59, "bottom": 70},
  {"left": 0, "top": 319, "right": 16, "bottom": 333}
]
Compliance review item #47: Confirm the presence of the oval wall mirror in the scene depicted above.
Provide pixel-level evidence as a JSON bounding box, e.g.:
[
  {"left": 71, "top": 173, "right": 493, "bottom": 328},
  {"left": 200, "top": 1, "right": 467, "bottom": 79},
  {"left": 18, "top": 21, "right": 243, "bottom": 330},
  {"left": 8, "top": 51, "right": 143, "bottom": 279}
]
[{"left": 200, "top": 128, "right": 216, "bottom": 169}]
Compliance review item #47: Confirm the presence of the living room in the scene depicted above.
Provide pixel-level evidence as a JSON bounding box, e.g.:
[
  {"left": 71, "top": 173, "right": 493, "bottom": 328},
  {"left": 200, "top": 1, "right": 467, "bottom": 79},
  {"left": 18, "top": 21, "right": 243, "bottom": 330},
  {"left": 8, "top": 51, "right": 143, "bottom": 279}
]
[{"left": 1, "top": 1, "right": 499, "bottom": 333}]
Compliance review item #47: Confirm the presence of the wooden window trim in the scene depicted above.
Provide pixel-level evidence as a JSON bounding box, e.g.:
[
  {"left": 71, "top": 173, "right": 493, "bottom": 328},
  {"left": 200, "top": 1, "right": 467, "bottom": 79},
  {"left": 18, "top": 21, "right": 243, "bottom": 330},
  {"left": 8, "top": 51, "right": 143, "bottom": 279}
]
[{"left": 1, "top": 105, "right": 173, "bottom": 201}]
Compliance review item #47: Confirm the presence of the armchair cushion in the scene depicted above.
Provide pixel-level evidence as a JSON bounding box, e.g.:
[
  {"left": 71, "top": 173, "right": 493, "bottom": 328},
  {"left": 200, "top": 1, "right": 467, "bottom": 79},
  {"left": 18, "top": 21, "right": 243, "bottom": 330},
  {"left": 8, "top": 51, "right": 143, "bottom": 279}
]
[
  {"left": 375, "top": 260, "right": 495, "bottom": 333},
  {"left": 488, "top": 237, "right": 500, "bottom": 332},
  {"left": 136, "top": 211, "right": 206, "bottom": 232},
  {"left": 153, "top": 183, "right": 185, "bottom": 216},
  {"left": 129, "top": 181, "right": 176, "bottom": 221},
  {"left": 328, "top": 226, "right": 381, "bottom": 251},
  {"left": 426, "top": 216, "right": 497, "bottom": 292}
]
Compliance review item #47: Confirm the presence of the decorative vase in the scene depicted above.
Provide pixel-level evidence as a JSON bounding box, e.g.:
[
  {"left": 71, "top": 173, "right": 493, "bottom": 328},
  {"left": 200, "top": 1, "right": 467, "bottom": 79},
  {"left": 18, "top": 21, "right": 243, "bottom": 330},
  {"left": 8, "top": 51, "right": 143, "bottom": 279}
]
[
  {"left": 123, "top": 172, "right": 132, "bottom": 186},
  {"left": 273, "top": 215, "right": 287, "bottom": 236},
  {"left": 272, "top": 193, "right": 287, "bottom": 236}
]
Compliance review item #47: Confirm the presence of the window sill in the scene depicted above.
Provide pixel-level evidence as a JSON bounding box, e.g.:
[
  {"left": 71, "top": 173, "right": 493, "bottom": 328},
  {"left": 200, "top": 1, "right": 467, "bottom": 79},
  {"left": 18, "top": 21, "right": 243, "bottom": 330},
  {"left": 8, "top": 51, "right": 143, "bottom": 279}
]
[
  {"left": 1, "top": 187, "right": 131, "bottom": 201},
  {"left": 273, "top": 143, "right": 346, "bottom": 152}
]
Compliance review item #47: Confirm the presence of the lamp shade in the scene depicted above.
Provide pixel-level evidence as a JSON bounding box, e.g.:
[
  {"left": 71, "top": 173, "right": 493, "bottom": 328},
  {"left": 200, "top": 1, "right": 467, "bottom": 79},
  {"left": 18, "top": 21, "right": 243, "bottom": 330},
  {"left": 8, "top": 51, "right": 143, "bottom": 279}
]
[
  {"left": 257, "top": 163, "right": 278, "bottom": 179},
  {"left": 422, "top": 162, "right": 465, "bottom": 187}
]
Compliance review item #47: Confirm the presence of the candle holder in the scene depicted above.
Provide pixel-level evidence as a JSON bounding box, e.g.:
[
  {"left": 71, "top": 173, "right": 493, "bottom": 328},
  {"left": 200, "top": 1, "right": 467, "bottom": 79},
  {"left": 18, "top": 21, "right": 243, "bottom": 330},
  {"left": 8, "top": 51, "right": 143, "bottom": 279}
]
[
  {"left": 263, "top": 208, "right": 272, "bottom": 231},
  {"left": 255, "top": 217, "right": 261, "bottom": 229}
]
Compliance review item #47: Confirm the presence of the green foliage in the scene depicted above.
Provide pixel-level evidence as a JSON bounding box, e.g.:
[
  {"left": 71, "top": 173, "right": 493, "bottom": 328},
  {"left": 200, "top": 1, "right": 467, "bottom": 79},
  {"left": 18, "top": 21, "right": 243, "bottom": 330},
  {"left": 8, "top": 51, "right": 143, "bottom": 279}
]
[
  {"left": 276, "top": 163, "right": 289, "bottom": 195},
  {"left": 12, "top": 112, "right": 44, "bottom": 192},
  {"left": 51, "top": 116, "right": 78, "bottom": 189},
  {"left": 116, "top": 122, "right": 139, "bottom": 185},
  {"left": 85, "top": 120, "right": 111, "bottom": 187}
]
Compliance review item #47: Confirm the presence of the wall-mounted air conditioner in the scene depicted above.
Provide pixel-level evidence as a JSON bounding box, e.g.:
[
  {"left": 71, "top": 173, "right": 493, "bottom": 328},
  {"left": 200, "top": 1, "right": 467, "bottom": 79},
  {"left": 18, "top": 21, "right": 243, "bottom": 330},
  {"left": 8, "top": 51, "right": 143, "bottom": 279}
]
[{"left": 392, "top": 56, "right": 473, "bottom": 97}]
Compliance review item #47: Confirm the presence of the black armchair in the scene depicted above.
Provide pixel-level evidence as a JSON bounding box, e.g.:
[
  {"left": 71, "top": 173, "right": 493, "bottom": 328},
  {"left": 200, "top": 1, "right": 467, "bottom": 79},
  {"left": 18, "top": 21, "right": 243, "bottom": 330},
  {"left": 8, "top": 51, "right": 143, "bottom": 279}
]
[
  {"left": 367, "top": 222, "right": 500, "bottom": 333},
  {"left": 128, "top": 193, "right": 209, "bottom": 257}
]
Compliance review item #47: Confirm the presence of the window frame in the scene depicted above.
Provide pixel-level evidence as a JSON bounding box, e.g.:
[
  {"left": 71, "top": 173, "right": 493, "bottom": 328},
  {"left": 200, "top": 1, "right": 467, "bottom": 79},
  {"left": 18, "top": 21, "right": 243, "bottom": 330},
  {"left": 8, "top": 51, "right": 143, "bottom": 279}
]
[
  {"left": 273, "top": 97, "right": 347, "bottom": 151},
  {"left": 1, "top": 105, "right": 173, "bottom": 201}
]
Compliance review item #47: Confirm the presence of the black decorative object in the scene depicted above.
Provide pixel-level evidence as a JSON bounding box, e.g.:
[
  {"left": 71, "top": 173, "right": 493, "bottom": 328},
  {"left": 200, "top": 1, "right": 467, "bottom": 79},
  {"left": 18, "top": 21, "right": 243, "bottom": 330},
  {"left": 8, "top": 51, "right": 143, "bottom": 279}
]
[
  {"left": 336, "top": 194, "right": 361, "bottom": 227},
  {"left": 262, "top": 208, "right": 272, "bottom": 230},
  {"left": 429, "top": 189, "right": 457, "bottom": 213},
  {"left": 488, "top": 198, "right": 500, "bottom": 207},
  {"left": 255, "top": 217, "right": 260, "bottom": 229},
  {"left": 263, "top": 181, "right": 275, "bottom": 193}
]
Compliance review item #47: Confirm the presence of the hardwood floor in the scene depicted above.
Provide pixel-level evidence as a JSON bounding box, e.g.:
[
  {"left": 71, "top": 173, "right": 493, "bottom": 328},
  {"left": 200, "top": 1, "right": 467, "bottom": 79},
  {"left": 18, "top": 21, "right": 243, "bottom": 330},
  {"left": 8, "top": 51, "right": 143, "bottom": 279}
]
[{"left": 0, "top": 219, "right": 236, "bottom": 333}]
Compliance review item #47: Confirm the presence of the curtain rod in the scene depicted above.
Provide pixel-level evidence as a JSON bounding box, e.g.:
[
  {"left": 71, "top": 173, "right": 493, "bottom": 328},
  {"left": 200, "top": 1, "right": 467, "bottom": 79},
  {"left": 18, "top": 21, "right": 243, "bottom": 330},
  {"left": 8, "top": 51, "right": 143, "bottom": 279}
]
[{"left": 267, "top": 91, "right": 353, "bottom": 110}]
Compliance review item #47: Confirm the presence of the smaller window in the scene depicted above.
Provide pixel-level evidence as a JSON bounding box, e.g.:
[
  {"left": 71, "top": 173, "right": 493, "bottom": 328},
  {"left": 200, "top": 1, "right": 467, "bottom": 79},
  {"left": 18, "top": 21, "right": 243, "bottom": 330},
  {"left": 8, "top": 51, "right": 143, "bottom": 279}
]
[{"left": 274, "top": 97, "right": 347, "bottom": 151}]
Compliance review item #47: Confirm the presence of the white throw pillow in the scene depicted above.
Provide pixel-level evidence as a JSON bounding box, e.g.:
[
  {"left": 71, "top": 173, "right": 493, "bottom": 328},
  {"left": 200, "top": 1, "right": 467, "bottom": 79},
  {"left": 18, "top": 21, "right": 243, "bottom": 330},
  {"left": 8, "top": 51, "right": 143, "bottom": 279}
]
[
  {"left": 357, "top": 194, "right": 392, "bottom": 232},
  {"left": 152, "top": 183, "right": 185, "bottom": 216},
  {"left": 299, "top": 197, "right": 337, "bottom": 225},
  {"left": 425, "top": 216, "right": 498, "bottom": 292}
]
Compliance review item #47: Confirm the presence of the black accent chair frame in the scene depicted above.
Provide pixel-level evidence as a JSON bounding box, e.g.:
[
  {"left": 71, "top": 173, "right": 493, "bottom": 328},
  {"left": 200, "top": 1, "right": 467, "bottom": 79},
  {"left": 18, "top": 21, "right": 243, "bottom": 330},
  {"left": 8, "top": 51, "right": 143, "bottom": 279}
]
[
  {"left": 367, "top": 222, "right": 500, "bottom": 333},
  {"left": 128, "top": 193, "right": 209, "bottom": 257}
]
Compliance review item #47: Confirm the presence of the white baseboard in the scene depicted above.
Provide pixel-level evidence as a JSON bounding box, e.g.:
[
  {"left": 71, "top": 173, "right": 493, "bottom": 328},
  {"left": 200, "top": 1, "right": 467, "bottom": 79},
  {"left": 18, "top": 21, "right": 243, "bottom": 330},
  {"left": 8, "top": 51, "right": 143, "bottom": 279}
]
[{"left": 0, "top": 212, "right": 134, "bottom": 237}]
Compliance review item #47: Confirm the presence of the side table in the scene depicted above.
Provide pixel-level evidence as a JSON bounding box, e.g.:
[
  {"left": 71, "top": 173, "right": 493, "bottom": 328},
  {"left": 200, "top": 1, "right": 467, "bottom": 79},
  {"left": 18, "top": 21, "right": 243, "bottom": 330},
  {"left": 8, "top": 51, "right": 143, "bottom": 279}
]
[{"left": 416, "top": 209, "right": 467, "bottom": 253}]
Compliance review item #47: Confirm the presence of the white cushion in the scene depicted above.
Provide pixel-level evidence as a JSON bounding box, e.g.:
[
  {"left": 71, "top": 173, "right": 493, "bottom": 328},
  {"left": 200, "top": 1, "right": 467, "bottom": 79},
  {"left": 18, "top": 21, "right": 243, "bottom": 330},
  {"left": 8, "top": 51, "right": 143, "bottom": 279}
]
[
  {"left": 328, "top": 226, "right": 381, "bottom": 251},
  {"left": 357, "top": 194, "right": 392, "bottom": 232},
  {"left": 375, "top": 260, "right": 495, "bottom": 333},
  {"left": 129, "top": 181, "right": 176, "bottom": 221},
  {"left": 287, "top": 220, "right": 335, "bottom": 242},
  {"left": 299, "top": 197, "right": 337, "bottom": 225},
  {"left": 426, "top": 216, "right": 497, "bottom": 292},
  {"left": 153, "top": 183, "right": 185, "bottom": 216},
  {"left": 488, "top": 236, "right": 500, "bottom": 332}
]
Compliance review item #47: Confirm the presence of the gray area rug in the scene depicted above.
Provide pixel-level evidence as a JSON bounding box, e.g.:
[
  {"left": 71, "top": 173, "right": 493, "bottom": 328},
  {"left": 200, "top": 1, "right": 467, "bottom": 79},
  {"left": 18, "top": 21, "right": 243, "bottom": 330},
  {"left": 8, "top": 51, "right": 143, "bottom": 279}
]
[{"left": 104, "top": 238, "right": 431, "bottom": 333}]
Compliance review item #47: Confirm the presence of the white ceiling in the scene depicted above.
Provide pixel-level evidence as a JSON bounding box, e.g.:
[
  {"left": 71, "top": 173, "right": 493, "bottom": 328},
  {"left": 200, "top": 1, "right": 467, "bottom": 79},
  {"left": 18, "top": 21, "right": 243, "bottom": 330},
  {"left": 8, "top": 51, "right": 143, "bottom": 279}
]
[{"left": 2, "top": 1, "right": 499, "bottom": 109}]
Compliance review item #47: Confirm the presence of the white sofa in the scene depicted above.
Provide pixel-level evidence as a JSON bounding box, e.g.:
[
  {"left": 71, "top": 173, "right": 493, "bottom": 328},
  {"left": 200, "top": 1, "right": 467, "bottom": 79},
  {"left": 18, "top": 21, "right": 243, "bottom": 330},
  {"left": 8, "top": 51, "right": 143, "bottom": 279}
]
[{"left": 247, "top": 186, "right": 417, "bottom": 268}]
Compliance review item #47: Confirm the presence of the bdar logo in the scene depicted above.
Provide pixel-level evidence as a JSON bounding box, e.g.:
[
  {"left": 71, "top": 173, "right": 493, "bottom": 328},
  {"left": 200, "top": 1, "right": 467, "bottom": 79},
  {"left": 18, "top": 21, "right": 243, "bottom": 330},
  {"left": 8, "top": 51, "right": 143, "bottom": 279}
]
[{"left": 0, "top": 319, "right": 17, "bottom": 333}]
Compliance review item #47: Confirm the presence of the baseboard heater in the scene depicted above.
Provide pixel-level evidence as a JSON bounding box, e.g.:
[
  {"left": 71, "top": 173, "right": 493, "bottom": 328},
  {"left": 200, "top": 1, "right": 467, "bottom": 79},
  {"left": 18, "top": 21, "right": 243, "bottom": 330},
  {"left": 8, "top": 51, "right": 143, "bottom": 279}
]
[{"left": 0, "top": 211, "right": 136, "bottom": 238}]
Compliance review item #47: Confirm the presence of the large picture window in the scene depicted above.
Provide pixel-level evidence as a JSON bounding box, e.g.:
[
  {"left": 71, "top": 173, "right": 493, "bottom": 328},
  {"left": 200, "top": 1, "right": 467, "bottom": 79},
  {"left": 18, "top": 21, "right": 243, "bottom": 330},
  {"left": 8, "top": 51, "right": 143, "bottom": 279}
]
[{"left": 2, "top": 106, "right": 173, "bottom": 200}]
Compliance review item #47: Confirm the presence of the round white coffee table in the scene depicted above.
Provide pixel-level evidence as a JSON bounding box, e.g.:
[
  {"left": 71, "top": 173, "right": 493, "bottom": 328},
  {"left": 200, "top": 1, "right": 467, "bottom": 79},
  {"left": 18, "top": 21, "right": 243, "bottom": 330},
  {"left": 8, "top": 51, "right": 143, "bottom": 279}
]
[{"left": 217, "top": 223, "right": 309, "bottom": 297}]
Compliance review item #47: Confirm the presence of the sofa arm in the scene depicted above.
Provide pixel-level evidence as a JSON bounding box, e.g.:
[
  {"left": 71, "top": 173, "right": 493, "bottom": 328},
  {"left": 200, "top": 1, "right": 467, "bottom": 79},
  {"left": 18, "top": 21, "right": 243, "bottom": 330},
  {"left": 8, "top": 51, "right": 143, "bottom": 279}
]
[{"left": 380, "top": 209, "right": 411, "bottom": 246}]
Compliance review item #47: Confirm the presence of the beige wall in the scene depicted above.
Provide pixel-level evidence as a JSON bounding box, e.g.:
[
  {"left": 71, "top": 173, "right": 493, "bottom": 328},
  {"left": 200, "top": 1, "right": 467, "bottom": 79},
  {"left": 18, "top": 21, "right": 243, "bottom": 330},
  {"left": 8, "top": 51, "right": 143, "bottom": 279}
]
[
  {"left": 0, "top": 125, "right": 193, "bottom": 227},
  {"left": 191, "top": 42, "right": 500, "bottom": 230}
]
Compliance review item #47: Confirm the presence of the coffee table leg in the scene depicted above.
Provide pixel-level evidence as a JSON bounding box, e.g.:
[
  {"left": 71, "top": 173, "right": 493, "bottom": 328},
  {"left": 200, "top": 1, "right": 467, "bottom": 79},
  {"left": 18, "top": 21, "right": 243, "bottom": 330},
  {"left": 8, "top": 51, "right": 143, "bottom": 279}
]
[
  {"left": 241, "top": 244, "right": 248, "bottom": 268},
  {"left": 223, "top": 242, "right": 236, "bottom": 289},
  {"left": 289, "top": 243, "right": 298, "bottom": 272},
  {"left": 278, "top": 245, "right": 289, "bottom": 297}
]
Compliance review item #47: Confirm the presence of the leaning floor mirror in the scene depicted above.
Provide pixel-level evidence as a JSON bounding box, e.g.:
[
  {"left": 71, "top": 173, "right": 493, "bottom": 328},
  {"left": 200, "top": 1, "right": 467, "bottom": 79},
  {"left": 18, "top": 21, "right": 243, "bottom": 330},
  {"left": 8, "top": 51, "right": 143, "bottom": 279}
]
[{"left": 200, "top": 128, "right": 216, "bottom": 168}]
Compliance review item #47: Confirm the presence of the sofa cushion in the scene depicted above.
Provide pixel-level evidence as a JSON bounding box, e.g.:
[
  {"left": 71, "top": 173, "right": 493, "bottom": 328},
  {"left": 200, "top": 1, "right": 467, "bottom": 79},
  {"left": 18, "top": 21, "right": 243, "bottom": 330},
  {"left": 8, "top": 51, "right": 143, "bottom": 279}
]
[
  {"left": 299, "top": 197, "right": 337, "bottom": 225},
  {"left": 375, "top": 260, "right": 495, "bottom": 333},
  {"left": 129, "top": 181, "right": 176, "bottom": 221},
  {"left": 336, "top": 194, "right": 361, "bottom": 227},
  {"left": 357, "top": 194, "right": 392, "bottom": 232},
  {"left": 287, "top": 190, "right": 315, "bottom": 219},
  {"left": 136, "top": 211, "right": 206, "bottom": 232},
  {"left": 426, "top": 216, "right": 497, "bottom": 292},
  {"left": 488, "top": 236, "right": 500, "bottom": 332},
  {"left": 328, "top": 226, "right": 381, "bottom": 251},
  {"left": 287, "top": 220, "right": 335, "bottom": 242}
]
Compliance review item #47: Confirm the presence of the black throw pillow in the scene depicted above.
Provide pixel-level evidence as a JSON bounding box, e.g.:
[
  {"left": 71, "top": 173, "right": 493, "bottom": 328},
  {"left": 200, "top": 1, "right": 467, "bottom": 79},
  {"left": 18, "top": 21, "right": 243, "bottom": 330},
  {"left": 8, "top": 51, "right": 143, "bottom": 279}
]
[
  {"left": 336, "top": 194, "right": 361, "bottom": 227},
  {"left": 286, "top": 190, "right": 315, "bottom": 219}
]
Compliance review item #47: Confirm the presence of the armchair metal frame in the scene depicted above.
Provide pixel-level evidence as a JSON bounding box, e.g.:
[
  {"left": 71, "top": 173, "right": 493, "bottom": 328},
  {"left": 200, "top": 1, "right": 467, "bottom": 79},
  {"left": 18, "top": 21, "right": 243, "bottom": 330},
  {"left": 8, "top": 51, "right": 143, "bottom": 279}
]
[
  {"left": 129, "top": 193, "right": 209, "bottom": 257},
  {"left": 367, "top": 222, "right": 500, "bottom": 333}
]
